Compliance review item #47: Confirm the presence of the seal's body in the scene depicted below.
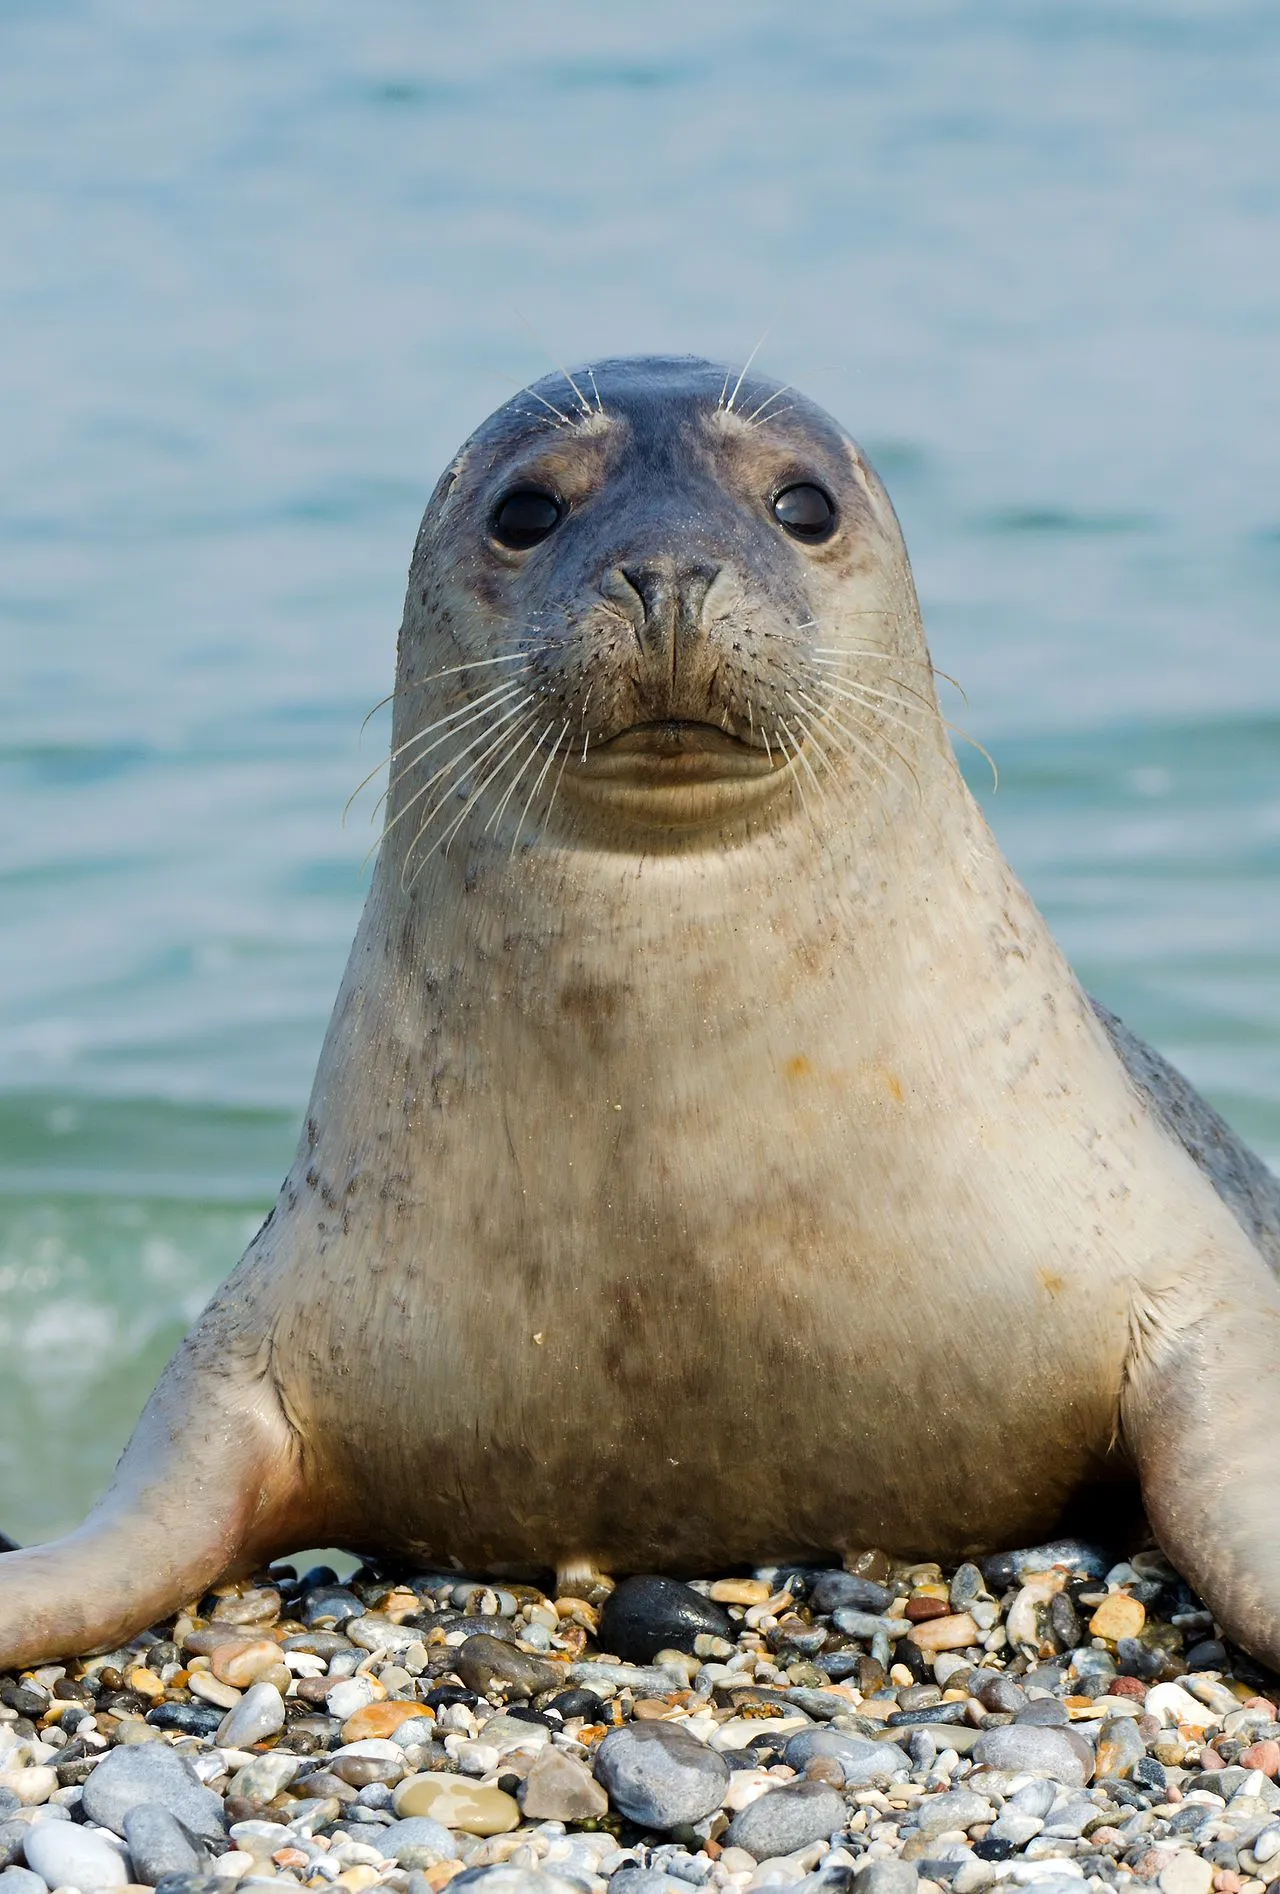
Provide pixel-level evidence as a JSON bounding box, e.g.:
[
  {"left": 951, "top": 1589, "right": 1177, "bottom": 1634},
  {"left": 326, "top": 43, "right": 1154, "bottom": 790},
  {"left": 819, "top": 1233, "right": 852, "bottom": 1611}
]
[{"left": 5, "top": 357, "right": 1280, "bottom": 1668}]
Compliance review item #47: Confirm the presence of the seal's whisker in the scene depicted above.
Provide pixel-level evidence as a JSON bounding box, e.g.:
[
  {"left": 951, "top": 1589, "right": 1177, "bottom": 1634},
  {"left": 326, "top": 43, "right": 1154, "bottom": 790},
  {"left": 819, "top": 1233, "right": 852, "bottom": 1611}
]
[
  {"left": 539, "top": 725, "right": 575, "bottom": 842},
  {"left": 810, "top": 642, "right": 969, "bottom": 699},
  {"left": 512, "top": 719, "right": 570, "bottom": 857},
  {"left": 724, "top": 331, "right": 769, "bottom": 413},
  {"left": 586, "top": 365, "right": 605, "bottom": 417},
  {"left": 485, "top": 720, "right": 557, "bottom": 838},
  {"left": 761, "top": 725, "right": 773, "bottom": 764},
  {"left": 353, "top": 678, "right": 527, "bottom": 798},
  {"left": 361, "top": 682, "right": 531, "bottom": 825},
  {"left": 793, "top": 690, "right": 919, "bottom": 803},
  {"left": 774, "top": 721, "right": 816, "bottom": 828},
  {"left": 818, "top": 675, "right": 996, "bottom": 790},
  {"left": 432, "top": 721, "right": 542, "bottom": 868},
  {"left": 779, "top": 712, "right": 832, "bottom": 812},
  {"left": 805, "top": 678, "right": 927, "bottom": 750},
  {"left": 385, "top": 697, "right": 535, "bottom": 868},
  {"left": 748, "top": 404, "right": 794, "bottom": 432},
  {"left": 403, "top": 707, "right": 542, "bottom": 885},
  {"left": 744, "top": 385, "right": 791, "bottom": 425},
  {"left": 794, "top": 704, "right": 886, "bottom": 807}
]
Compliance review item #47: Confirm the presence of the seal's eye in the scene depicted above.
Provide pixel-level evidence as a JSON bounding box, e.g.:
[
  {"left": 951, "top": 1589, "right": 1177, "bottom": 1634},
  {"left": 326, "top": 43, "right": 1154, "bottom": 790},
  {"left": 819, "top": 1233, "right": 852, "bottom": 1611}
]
[
  {"left": 491, "top": 488, "right": 563, "bottom": 550},
  {"left": 773, "top": 483, "right": 836, "bottom": 540}
]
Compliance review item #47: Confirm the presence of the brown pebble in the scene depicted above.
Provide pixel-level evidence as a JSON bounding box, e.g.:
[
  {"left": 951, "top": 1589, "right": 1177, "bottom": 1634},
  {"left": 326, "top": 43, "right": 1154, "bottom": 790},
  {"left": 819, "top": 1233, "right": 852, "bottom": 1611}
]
[
  {"left": 1111, "top": 1676, "right": 1148, "bottom": 1701},
  {"left": 907, "top": 1611, "right": 979, "bottom": 1652},
  {"left": 804, "top": 1757, "right": 845, "bottom": 1787},
  {"left": 1199, "top": 1748, "right": 1226, "bottom": 1770},
  {"left": 905, "top": 1595, "right": 950, "bottom": 1623},
  {"left": 632, "top": 1699, "right": 681, "bottom": 1721},
  {"left": 212, "top": 1639, "right": 284, "bottom": 1688},
  {"left": 1240, "top": 1740, "right": 1280, "bottom": 1777},
  {"left": 1213, "top": 1873, "right": 1245, "bottom": 1894}
]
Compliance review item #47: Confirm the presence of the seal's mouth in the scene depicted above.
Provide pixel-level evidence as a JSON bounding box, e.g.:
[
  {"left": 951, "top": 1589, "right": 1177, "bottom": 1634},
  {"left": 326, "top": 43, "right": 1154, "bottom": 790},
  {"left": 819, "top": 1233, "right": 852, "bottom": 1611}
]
[{"left": 575, "top": 719, "right": 781, "bottom": 785}]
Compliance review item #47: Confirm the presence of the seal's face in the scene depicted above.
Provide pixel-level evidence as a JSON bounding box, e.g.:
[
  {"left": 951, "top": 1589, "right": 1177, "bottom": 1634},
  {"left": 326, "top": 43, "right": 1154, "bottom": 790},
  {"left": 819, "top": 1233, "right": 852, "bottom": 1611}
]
[{"left": 390, "top": 356, "right": 936, "bottom": 864}]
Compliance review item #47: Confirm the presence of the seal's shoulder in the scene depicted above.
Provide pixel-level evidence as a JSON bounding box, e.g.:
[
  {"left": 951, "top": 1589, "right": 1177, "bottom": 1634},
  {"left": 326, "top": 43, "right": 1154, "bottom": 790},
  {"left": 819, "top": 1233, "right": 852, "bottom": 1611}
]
[{"left": 1092, "top": 998, "right": 1280, "bottom": 1272}]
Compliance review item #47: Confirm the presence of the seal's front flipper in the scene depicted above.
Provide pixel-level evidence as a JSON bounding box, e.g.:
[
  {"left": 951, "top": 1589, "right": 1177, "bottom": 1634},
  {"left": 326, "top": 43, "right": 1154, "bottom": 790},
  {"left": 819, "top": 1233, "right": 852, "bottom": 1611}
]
[
  {"left": 1123, "top": 1265, "right": 1280, "bottom": 1671},
  {"left": 0, "top": 1326, "right": 307, "bottom": 1668}
]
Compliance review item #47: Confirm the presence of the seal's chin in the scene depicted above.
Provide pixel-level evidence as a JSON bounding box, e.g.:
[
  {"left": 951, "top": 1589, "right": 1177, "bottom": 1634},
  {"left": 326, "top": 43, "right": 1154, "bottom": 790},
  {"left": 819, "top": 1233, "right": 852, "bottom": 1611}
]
[{"left": 563, "top": 719, "right": 791, "bottom": 833}]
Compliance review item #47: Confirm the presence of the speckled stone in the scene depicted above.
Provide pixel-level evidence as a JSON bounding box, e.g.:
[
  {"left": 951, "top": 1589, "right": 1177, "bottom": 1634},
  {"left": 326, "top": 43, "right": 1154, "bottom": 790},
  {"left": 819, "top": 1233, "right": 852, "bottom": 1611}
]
[
  {"left": 214, "top": 1680, "right": 285, "bottom": 1748},
  {"left": 784, "top": 1729, "right": 910, "bottom": 1786},
  {"left": 516, "top": 1745, "right": 608, "bottom": 1822},
  {"left": 970, "top": 1724, "right": 1090, "bottom": 1786},
  {"left": 123, "top": 1803, "right": 203, "bottom": 1883},
  {"left": 378, "top": 1816, "right": 455, "bottom": 1863},
  {"left": 80, "top": 1739, "right": 227, "bottom": 1843},
  {"left": 593, "top": 1720, "right": 730, "bottom": 1829},
  {"left": 725, "top": 1781, "right": 845, "bottom": 1859}
]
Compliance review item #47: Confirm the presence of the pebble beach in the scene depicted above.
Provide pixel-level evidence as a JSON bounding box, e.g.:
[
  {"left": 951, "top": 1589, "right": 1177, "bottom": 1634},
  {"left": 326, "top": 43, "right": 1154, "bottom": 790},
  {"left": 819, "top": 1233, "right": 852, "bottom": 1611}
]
[{"left": 0, "top": 1543, "right": 1277, "bottom": 1894}]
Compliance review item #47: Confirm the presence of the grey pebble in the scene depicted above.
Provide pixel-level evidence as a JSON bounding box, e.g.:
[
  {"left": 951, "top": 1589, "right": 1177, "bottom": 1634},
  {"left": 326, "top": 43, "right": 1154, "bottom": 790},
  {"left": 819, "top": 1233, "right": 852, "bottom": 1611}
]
[
  {"left": 378, "top": 1817, "right": 455, "bottom": 1863},
  {"left": 785, "top": 1728, "right": 910, "bottom": 1786},
  {"left": 831, "top": 1608, "right": 910, "bottom": 1641},
  {"left": 851, "top": 1862, "right": 919, "bottom": 1894},
  {"left": 593, "top": 1721, "right": 730, "bottom": 1830},
  {"left": 81, "top": 1740, "right": 227, "bottom": 1843},
  {"left": 24, "top": 1823, "right": 129, "bottom": 1891},
  {"left": 449, "top": 1870, "right": 585, "bottom": 1894},
  {"left": 0, "top": 1799, "right": 18, "bottom": 1825},
  {"left": 809, "top": 1572, "right": 894, "bottom": 1616},
  {"left": 0, "top": 1872, "right": 47, "bottom": 1894},
  {"left": 911, "top": 1790, "right": 994, "bottom": 1835},
  {"left": 123, "top": 1803, "right": 203, "bottom": 1884},
  {"left": 215, "top": 1680, "right": 286, "bottom": 1748},
  {"left": 970, "top": 1723, "right": 1090, "bottom": 1786},
  {"left": 724, "top": 1781, "right": 846, "bottom": 1859},
  {"left": 605, "top": 1873, "right": 689, "bottom": 1894}
]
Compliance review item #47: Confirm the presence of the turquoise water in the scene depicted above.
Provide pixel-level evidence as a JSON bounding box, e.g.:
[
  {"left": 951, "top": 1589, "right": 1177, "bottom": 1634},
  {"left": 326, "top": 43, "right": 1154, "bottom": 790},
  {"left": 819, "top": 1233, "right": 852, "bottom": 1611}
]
[{"left": 2, "top": 2, "right": 1278, "bottom": 1541}]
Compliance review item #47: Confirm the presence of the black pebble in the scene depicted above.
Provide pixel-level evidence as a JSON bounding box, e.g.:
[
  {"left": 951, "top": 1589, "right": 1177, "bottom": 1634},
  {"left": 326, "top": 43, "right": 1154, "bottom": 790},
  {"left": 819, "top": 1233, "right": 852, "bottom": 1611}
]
[
  {"left": 974, "top": 1839, "right": 1016, "bottom": 1862},
  {"left": 423, "top": 1685, "right": 481, "bottom": 1712},
  {"left": 1184, "top": 1639, "right": 1228, "bottom": 1672},
  {"left": 596, "top": 1575, "right": 733, "bottom": 1662},
  {"left": 505, "top": 1705, "right": 551, "bottom": 1726},
  {"left": 1115, "top": 1638, "right": 1166, "bottom": 1680},
  {"left": 146, "top": 1702, "right": 226, "bottom": 1737},
  {"left": 892, "top": 1639, "right": 931, "bottom": 1684},
  {"left": 1048, "top": 1591, "right": 1081, "bottom": 1650},
  {"left": 0, "top": 1681, "right": 46, "bottom": 1717},
  {"left": 546, "top": 1689, "right": 607, "bottom": 1722}
]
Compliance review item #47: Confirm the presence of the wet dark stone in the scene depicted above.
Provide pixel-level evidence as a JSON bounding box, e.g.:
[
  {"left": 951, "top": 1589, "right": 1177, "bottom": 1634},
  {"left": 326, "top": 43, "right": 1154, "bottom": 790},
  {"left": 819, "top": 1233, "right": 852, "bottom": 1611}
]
[
  {"left": 809, "top": 1572, "right": 894, "bottom": 1617},
  {"left": 948, "top": 1565, "right": 984, "bottom": 1613},
  {"left": 893, "top": 1640, "right": 931, "bottom": 1684},
  {"left": 423, "top": 1686, "right": 482, "bottom": 1713},
  {"left": 597, "top": 1576, "right": 733, "bottom": 1663},
  {"left": 1115, "top": 1639, "right": 1166, "bottom": 1680},
  {"left": 504, "top": 1705, "right": 552, "bottom": 1726},
  {"left": 547, "top": 1689, "right": 608, "bottom": 1723},
  {"left": 887, "top": 1702, "right": 969, "bottom": 1729},
  {"left": 424, "top": 1613, "right": 520, "bottom": 1644},
  {"left": 0, "top": 1683, "right": 46, "bottom": 1718},
  {"left": 1049, "top": 1591, "right": 1081, "bottom": 1650},
  {"left": 815, "top": 1651, "right": 863, "bottom": 1684},
  {"left": 302, "top": 1586, "right": 365, "bottom": 1625},
  {"left": 1184, "top": 1639, "right": 1229, "bottom": 1672},
  {"left": 453, "top": 1632, "right": 562, "bottom": 1698},
  {"left": 147, "top": 1702, "right": 226, "bottom": 1737},
  {"left": 973, "top": 1839, "right": 1015, "bottom": 1862},
  {"left": 979, "top": 1541, "right": 1108, "bottom": 1591}
]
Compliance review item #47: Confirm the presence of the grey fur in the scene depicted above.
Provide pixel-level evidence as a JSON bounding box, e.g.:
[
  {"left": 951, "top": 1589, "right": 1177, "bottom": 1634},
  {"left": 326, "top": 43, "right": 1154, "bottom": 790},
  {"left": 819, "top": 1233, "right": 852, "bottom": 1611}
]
[{"left": 1093, "top": 999, "right": 1280, "bottom": 1272}]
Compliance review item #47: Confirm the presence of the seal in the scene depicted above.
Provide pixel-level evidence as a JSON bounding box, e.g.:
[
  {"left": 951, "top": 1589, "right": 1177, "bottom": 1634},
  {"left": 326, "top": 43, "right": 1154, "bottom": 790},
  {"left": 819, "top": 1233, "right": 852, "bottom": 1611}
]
[{"left": 5, "top": 355, "right": 1280, "bottom": 1669}]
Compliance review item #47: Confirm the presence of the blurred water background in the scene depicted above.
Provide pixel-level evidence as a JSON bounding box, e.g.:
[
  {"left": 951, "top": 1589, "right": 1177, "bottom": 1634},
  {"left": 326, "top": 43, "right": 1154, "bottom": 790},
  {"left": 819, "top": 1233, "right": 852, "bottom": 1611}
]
[{"left": 1, "top": 1, "right": 1278, "bottom": 1541}]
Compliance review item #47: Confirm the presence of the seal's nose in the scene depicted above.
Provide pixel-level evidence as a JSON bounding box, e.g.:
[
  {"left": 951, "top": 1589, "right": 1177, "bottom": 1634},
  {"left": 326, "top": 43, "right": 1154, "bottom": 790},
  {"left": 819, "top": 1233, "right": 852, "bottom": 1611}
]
[{"left": 612, "top": 558, "right": 720, "bottom": 675}]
